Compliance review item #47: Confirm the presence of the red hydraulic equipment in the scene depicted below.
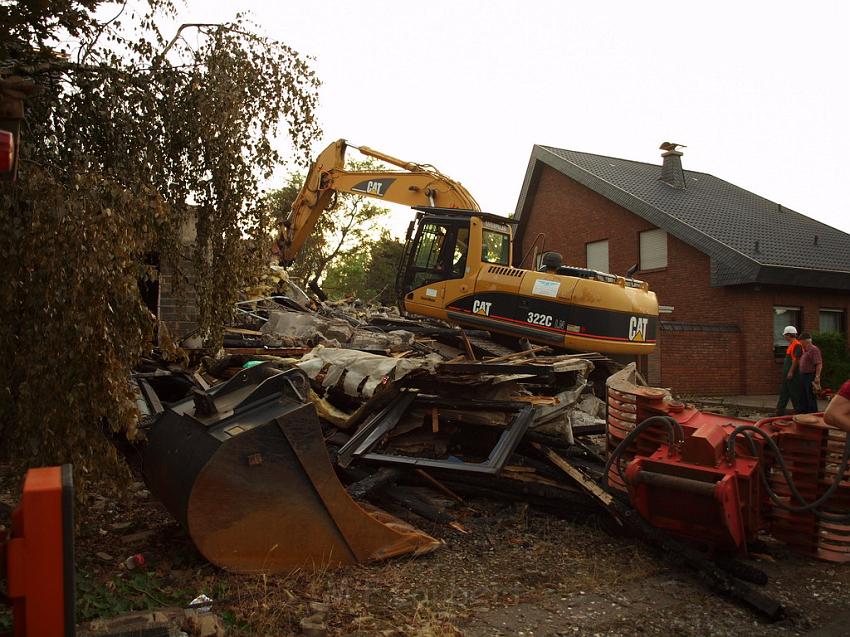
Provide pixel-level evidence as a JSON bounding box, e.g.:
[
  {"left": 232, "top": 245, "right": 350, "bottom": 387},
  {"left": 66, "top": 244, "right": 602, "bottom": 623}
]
[
  {"left": 605, "top": 366, "right": 850, "bottom": 562},
  {"left": 1, "top": 465, "right": 75, "bottom": 637},
  {"left": 625, "top": 420, "right": 762, "bottom": 552}
]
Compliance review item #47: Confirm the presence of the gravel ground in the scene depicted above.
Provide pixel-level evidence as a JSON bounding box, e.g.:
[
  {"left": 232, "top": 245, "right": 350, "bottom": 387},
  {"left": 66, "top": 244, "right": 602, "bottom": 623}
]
[
  {"left": 3, "top": 403, "right": 850, "bottom": 637},
  {"left": 4, "top": 471, "right": 850, "bottom": 637}
]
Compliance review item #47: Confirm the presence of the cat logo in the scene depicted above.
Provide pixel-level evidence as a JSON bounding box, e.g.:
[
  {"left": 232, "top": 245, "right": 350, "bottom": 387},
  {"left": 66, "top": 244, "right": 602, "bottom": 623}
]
[
  {"left": 351, "top": 177, "right": 396, "bottom": 197},
  {"left": 628, "top": 316, "right": 649, "bottom": 342},
  {"left": 472, "top": 300, "right": 492, "bottom": 316}
]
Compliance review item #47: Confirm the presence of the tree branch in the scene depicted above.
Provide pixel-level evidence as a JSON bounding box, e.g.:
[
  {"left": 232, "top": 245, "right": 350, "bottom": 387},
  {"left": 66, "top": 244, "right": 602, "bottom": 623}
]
[{"left": 153, "top": 23, "right": 223, "bottom": 68}]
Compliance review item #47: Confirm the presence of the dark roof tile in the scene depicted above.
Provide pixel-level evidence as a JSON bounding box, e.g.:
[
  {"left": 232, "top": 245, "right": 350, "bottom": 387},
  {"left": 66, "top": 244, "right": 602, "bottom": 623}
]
[{"left": 514, "top": 145, "right": 850, "bottom": 289}]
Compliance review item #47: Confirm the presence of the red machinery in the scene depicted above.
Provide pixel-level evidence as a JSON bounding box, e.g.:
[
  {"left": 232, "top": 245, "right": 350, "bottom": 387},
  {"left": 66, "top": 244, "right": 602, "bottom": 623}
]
[
  {"left": 1, "top": 465, "right": 75, "bottom": 637},
  {"left": 0, "top": 76, "right": 31, "bottom": 182},
  {"left": 605, "top": 367, "right": 850, "bottom": 561}
]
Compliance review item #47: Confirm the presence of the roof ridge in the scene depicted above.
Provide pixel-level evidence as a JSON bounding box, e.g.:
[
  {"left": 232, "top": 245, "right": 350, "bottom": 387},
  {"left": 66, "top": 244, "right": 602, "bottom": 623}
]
[
  {"left": 539, "top": 145, "right": 850, "bottom": 241},
  {"left": 538, "top": 144, "right": 715, "bottom": 178}
]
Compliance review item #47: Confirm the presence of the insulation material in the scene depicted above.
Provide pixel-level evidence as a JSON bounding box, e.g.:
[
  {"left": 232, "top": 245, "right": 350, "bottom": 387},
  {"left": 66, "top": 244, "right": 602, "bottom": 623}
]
[{"left": 298, "top": 346, "right": 436, "bottom": 399}]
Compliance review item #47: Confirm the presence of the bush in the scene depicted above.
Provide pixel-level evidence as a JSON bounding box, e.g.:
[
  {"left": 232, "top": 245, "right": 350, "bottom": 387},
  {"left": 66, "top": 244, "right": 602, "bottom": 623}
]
[{"left": 812, "top": 331, "right": 850, "bottom": 392}]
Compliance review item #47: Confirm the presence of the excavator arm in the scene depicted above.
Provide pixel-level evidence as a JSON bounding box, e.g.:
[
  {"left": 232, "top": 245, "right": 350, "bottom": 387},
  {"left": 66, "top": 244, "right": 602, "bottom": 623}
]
[{"left": 281, "top": 139, "right": 479, "bottom": 264}]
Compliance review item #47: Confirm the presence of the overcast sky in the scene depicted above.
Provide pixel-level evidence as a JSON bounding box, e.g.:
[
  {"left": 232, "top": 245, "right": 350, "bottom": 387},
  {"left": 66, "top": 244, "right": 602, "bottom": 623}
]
[{"left": 177, "top": 0, "right": 850, "bottom": 236}]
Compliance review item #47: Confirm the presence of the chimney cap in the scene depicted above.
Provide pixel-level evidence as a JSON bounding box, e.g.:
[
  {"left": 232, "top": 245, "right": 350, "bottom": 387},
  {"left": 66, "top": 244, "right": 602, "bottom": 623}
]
[{"left": 658, "top": 141, "right": 687, "bottom": 189}]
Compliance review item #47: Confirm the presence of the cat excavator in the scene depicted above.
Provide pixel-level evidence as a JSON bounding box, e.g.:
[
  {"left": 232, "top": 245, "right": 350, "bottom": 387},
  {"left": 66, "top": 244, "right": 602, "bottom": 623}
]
[{"left": 282, "top": 139, "right": 659, "bottom": 355}]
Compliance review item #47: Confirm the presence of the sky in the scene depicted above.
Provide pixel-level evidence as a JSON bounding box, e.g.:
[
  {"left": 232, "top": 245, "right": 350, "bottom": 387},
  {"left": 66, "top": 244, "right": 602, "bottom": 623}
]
[{"left": 172, "top": 0, "right": 850, "bottom": 237}]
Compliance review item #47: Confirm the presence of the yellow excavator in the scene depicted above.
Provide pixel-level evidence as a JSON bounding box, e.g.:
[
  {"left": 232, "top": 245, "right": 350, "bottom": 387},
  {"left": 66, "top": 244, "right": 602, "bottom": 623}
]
[{"left": 282, "top": 140, "right": 659, "bottom": 356}]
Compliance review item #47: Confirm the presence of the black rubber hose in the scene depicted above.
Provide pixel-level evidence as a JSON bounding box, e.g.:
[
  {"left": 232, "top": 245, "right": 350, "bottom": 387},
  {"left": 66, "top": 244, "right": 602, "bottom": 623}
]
[
  {"left": 601, "top": 415, "right": 684, "bottom": 492},
  {"left": 727, "top": 424, "right": 850, "bottom": 523}
]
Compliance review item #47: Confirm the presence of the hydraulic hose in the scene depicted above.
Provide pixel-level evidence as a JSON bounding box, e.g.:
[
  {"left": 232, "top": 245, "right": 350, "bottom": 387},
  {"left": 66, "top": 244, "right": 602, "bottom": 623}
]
[
  {"left": 601, "top": 415, "right": 684, "bottom": 492},
  {"left": 726, "top": 425, "right": 850, "bottom": 523}
]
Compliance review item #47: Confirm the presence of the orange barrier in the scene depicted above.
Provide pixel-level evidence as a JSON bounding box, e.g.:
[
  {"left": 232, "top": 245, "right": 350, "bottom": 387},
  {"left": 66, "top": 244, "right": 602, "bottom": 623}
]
[{"left": 3, "top": 465, "right": 75, "bottom": 637}]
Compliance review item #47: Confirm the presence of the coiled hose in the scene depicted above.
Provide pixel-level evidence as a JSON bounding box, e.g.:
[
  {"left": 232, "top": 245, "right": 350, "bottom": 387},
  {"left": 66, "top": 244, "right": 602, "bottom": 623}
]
[
  {"left": 726, "top": 425, "right": 850, "bottom": 523},
  {"left": 601, "top": 415, "right": 685, "bottom": 492}
]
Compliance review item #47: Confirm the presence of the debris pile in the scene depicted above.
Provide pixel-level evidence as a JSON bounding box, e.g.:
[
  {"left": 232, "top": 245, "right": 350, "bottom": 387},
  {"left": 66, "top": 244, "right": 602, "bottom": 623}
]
[
  {"left": 133, "top": 295, "right": 610, "bottom": 570},
  {"left": 130, "top": 293, "right": 847, "bottom": 620},
  {"left": 226, "top": 297, "right": 609, "bottom": 487}
]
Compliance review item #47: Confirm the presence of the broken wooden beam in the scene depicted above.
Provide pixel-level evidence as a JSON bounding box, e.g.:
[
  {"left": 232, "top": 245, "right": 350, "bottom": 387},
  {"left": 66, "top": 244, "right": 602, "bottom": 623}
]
[{"left": 347, "top": 467, "right": 402, "bottom": 501}]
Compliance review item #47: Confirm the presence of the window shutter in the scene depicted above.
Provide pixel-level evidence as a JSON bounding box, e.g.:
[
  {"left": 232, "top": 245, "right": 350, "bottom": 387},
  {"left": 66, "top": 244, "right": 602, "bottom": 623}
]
[
  {"left": 586, "top": 240, "right": 609, "bottom": 272},
  {"left": 640, "top": 229, "right": 667, "bottom": 270}
]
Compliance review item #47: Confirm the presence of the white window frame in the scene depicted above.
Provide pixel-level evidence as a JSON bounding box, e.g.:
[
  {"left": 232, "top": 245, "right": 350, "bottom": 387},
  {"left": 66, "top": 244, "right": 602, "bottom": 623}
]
[
  {"left": 586, "top": 239, "right": 609, "bottom": 273},
  {"left": 773, "top": 305, "right": 801, "bottom": 355},
  {"left": 639, "top": 228, "right": 667, "bottom": 270}
]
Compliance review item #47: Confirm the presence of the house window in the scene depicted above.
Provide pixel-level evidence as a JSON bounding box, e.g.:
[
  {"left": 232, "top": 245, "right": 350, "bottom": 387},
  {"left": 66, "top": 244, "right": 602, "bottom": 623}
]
[
  {"left": 820, "top": 309, "right": 845, "bottom": 334},
  {"left": 773, "top": 306, "right": 801, "bottom": 356},
  {"left": 639, "top": 229, "right": 667, "bottom": 270},
  {"left": 586, "top": 240, "right": 609, "bottom": 272}
]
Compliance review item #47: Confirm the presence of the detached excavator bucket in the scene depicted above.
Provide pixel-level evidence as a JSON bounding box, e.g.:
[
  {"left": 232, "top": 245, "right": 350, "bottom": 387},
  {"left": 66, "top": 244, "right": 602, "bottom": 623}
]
[{"left": 141, "top": 363, "right": 439, "bottom": 573}]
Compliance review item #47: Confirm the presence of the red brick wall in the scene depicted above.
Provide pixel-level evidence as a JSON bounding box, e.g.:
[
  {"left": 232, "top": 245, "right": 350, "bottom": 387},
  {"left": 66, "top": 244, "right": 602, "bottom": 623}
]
[
  {"left": 159, "top": 256, "right": 200, "bottom": 343},
  {"left": 520, "top": 166, "right": 850, "bottom": 395},
  {"left": 659, "top": 329, "right": 743, "bottom": 395}
]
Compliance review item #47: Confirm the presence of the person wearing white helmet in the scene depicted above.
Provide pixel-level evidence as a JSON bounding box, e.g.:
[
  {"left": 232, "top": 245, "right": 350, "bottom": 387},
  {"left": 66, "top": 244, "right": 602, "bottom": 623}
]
[{"left": 776, "top": 325, "right": 804, "bottom": 415}]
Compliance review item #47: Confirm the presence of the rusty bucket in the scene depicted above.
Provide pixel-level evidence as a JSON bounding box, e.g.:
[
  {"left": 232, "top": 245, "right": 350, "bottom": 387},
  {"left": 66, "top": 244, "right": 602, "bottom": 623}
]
[{"left": 141, "top": 363, "right": 439, "bottom": 573}]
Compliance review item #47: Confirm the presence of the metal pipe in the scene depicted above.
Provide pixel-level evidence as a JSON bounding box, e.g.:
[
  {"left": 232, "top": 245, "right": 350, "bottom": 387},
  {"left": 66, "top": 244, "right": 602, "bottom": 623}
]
[{"left": 633, "top": 470, "right": 718, "bottom": 497}]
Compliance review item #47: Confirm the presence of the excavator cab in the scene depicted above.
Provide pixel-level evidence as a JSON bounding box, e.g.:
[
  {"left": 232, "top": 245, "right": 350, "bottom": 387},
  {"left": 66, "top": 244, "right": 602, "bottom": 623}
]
[
  {"left": 398, "top": 213, "right": 473, "bottom": 294},
  {"left": 396, "top": 207, "right": 515, "bottom": 303}
]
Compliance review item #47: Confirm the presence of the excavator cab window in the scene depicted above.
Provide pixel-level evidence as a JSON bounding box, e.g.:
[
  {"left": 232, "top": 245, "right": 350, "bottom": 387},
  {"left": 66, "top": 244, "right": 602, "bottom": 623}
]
[
  {"left": 481, "top": 229, "right": 510, "bottom": 265},
  {"left": 403, "top": 219, "right": 469, "bottom": 292},
  {"left": 451, "top": 227, "right": 470, "bottom": 277}
]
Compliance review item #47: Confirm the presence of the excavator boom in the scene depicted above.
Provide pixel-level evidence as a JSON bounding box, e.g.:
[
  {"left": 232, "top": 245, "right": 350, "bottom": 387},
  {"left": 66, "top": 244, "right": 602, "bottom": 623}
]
[{"left": 281, "top": 139, "right": 478, "bottom": 263}]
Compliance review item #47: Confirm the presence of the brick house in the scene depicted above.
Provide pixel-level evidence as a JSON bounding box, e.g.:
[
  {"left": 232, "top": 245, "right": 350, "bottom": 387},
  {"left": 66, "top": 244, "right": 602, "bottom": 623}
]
[{"left": 512, "top": 143, "right": 850, "bottom": 395}]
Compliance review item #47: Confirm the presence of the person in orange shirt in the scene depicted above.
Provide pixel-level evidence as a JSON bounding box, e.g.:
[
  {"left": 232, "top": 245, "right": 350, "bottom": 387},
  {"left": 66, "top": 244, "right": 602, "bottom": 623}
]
[{"left": 776, "top": 325, "right": 803, "bottom": 416}]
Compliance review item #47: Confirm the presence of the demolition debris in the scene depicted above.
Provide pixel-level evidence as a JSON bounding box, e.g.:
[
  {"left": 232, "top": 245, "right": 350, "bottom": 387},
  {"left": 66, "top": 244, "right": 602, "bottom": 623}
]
[{"left": 129, "top": 293, "right": 850, "bottom": 621}]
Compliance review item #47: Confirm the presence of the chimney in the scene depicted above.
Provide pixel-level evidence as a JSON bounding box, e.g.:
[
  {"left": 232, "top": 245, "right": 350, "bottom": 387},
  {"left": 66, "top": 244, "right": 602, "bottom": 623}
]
[{"left": 658, "top": 141, "right": 686, "bottom": 189}]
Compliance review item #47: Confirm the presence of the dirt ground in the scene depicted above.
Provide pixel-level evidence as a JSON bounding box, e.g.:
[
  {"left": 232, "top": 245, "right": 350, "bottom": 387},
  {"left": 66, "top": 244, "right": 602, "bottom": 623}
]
[
  {"left": 3, "top": 403, "right": 850, "bottom": 636},
  {"left": 4, "top": 468, "right": 850, "bottom": 637}
]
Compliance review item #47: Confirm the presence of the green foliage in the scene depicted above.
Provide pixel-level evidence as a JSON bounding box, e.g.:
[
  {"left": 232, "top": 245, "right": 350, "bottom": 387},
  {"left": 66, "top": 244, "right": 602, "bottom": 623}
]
[
  {"left": 812, "top": 331, "right": 850, "bottom": 392},
  {"left": 76, "top": 569, "right": 197, "bottom": 621},
  {"left": 324, "top": 231, "right": 405, "bottom": 304},
  {"left": 323, "top": 247, "right": 370, "bottom": 299},
  {"left": 0, "top": 2, "right": 321, "bottom": 478},
  {"left": 269, "top": 159, "right": 393, "bottom": 291}
]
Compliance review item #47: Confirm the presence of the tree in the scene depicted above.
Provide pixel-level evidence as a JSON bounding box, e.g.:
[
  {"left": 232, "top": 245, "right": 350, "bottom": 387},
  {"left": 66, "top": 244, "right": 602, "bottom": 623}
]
[
  {"left": 0, "top": 1, "right": 321, "bottom": 479},
  {"left": 323, "top": 232, "right": 406, "bottom": 305},
  {"left": 812, "top": 331, "right": 850, "bottom": 392},
  {"left": 269, "top": 159, "right": 393, "bottom": 296}
]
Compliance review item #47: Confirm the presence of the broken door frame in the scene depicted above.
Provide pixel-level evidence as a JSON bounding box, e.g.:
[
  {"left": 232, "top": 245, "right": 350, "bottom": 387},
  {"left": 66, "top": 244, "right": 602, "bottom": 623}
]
[{"left": 337, "top": 390, "right": 534, "bottom": 474}]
